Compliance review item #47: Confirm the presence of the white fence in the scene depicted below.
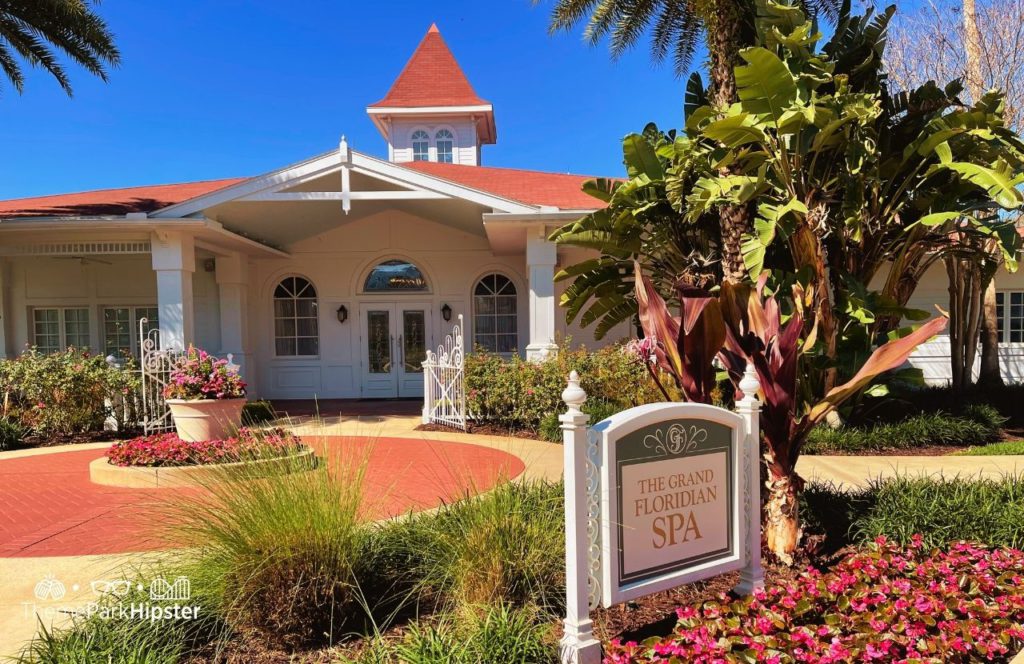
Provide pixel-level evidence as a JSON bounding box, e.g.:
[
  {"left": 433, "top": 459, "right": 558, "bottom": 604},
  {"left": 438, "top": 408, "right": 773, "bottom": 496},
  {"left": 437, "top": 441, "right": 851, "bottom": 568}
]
[
  {"left": 139, "top": 318, "right": 183, "bottom": 435},
  {"left": 421, "top": 314, "right": 467, "bottom": 431}
]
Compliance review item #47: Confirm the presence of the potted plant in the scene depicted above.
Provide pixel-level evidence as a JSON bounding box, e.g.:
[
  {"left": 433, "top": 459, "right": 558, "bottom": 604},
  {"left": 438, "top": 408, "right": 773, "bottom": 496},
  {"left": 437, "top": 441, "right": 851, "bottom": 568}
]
[{"left": 164, "top": 346, "right": 247, "bottom": 442}]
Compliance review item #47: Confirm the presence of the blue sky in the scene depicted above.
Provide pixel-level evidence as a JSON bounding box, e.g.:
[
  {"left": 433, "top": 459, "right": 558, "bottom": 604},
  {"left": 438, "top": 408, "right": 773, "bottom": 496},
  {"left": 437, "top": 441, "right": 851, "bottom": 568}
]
[{"left": 0, "top": 1, "right": 700, "bottom": 199}]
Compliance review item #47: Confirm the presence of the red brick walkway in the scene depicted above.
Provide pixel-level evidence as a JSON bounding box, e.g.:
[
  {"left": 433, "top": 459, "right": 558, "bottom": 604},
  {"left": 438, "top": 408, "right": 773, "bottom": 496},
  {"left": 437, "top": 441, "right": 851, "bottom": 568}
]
[{"left": 0, "top": 437, "right": 524, "bottom": 558}]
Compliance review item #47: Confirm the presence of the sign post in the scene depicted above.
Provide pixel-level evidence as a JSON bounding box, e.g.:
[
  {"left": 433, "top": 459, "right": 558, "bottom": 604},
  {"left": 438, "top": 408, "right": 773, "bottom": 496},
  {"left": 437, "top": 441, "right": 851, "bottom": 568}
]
[{"left": 559, "top": 364, "right": 763, "bottom": 664}]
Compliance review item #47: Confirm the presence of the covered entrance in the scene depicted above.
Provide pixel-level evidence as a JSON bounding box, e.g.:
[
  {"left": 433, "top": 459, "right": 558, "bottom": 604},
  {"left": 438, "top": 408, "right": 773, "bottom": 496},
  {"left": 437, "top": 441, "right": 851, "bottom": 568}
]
[{"left": 359, "top": 302, "right": 430, "bottom": 398}]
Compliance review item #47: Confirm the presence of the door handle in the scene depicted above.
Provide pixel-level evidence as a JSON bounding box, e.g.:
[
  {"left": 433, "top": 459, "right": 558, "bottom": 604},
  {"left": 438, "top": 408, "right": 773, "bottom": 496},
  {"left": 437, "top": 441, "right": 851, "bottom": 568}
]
[
  {"left": 390, "top": 335, "right": 394, "bottom": 370},
  {"left": 399, "top": 334, "right": 404, "bottom": 368}
]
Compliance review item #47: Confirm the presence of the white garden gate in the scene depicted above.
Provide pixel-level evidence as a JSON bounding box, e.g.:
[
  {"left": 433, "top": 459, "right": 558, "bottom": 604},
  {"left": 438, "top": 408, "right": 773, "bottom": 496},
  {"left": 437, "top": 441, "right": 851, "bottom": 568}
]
[
  {"left": 139, "top": 318, "right": 183, "bottom": 434},
  {"left": 421, "top": 314, "right": 467, "bottom": 430}
]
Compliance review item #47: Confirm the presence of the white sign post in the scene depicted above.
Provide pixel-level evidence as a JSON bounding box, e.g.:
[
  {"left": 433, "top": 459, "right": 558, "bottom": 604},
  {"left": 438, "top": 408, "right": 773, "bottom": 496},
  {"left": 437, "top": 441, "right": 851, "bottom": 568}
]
[{"left": 559, "top": 365, "right": 764, "bottom": 664}]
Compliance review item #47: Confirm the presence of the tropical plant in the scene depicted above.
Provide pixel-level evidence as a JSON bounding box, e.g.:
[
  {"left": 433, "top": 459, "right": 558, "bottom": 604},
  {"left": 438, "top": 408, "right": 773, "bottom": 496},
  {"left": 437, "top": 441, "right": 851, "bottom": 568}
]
[
  {"left": 0, "top": 0, "right": 120, "bottom": 96},
  {"left": 634, "top": 265, "right": 947, "bottom": 559},
  {"left": 543, "top": 0, "right": 843, "bottom": 286}
]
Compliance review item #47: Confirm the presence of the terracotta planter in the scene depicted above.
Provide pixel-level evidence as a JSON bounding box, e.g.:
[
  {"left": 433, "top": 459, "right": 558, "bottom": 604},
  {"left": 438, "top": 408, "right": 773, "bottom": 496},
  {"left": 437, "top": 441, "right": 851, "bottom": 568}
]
[{"left": 167, "top": 398, "right": 245, "bottom": 442}]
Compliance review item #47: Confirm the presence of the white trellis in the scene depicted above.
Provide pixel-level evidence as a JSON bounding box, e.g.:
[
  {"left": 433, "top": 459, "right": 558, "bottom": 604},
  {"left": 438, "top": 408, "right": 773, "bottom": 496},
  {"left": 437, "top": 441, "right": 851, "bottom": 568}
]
[
  {"left": 421, "top": 314, "right": 467, "bottom": 430},
  {"left": 139, "top": 318, "right": 183, "bottom": 434}
]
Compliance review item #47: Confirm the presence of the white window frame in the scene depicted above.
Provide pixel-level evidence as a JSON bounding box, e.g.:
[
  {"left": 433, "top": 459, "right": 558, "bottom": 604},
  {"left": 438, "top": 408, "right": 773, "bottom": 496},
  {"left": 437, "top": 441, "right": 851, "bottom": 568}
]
[
  {"left": 995, "top": 291, "right": 1024, "bottom": 343},
  {"left": 101, "top": 305, "right": 159, "bottom": 358},
  {"left": 435, "top": 128, "right": 455, "bottom": 164},
  {"left": 32, "top": 307, "right": 91, "bottom": 353},
  {"left": 411, "top": 129, "right": 430, "bottom": 162},
  {"left": 273, "top": 276, "right": 320, "bottom": 357},
  {"left": 473, "top": 273, "right": 518, "bottom": 355}
]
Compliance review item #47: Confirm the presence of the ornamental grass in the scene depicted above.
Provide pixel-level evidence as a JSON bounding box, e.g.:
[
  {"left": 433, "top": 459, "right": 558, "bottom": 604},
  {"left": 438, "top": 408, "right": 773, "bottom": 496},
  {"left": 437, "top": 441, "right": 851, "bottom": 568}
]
[{"left": 606, "top": 538, "right": 1024, "bottom": 663}]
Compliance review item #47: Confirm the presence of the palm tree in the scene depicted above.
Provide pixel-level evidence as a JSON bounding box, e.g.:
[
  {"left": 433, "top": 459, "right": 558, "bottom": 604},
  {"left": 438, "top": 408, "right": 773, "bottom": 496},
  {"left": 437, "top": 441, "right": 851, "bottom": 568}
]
[
  {"left": 543, "top": 0, "right": 841, "bottom": 283},
  {"left": 0, "top": 0, "right": 119, "bottom": 96}
]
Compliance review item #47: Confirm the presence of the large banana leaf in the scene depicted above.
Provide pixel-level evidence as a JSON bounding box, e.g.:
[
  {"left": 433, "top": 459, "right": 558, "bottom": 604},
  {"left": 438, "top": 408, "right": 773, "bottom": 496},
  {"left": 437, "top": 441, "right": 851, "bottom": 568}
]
[{"left": 735, "top": 46, "right": 799, "bottom": 122}]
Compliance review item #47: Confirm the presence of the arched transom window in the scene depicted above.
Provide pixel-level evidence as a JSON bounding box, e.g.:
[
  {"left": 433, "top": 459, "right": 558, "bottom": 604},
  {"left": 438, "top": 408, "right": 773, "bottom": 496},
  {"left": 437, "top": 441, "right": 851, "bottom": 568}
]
[
  {"left": 364, "top": 260, "right": 428, "bottom": 292},
  {"left": 411, "top": 130, "right": 430, "bottom": 162},
  {"left": 274, "top": 276, "right": 319, "bottom": 356},
  {"left": 474, "top": 274, "right": 517, "bottom": 353},
  {"left": 435, "top": 129, "right": 454, "bottom": 164}
]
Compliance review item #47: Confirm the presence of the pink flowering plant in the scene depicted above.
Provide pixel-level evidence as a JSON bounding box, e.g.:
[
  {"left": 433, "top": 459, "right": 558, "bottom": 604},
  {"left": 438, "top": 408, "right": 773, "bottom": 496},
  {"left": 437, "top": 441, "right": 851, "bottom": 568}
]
[
  {"left": 107, "top": 427, "right": 302, "bottom": 467},
  {"left": 164, "top": 345, "right": 246, "bottom": 400},
  {"left": 606, "top": 537, "right": 1024, "bottom": 664}
]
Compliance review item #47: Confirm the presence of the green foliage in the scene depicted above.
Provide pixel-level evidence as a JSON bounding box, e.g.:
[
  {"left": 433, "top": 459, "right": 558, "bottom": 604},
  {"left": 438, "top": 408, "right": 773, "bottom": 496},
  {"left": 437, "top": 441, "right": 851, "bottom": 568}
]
[
  {"left": 803, "top": 475, "right": 1024, "bottom": 549},
  {"left": 466, "top": 344, "right": 666, "bottom": 434},
  {"left": 241, "top": 399, "right": 277, "bottom": 426},
  {"left": 538, "top": 399, "right": 620, "bottom": 443},
  {"left": 954, "top": 440, "right": 1024, "bottom": 455},
  {"left": 162, "top": 450, "right": 378, "bottom": 648},
  {"left": 0, "top": 347, "right": 140, "bottom": 437},
  {"left": 0, "top": 416, "right": 24, "bottom": 451},
  {"left": 803, "top": 410, "right": 1002, "bottom": 454},
  {"left": 385, "top": 480, "right": 564, "bottom": 612},
  {"left": 348, "top": 604, "right": 557, "bottom": 664}
]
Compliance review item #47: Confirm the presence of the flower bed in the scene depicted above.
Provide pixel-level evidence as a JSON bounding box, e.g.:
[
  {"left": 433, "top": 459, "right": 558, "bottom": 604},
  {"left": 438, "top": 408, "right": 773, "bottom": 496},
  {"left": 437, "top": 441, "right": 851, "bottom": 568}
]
[
  {"left": 107, "top": 428, "right": 302, "bottom": 467},
  {"left": 606, "top": 537, "right": 1024, "bottom": 663}
]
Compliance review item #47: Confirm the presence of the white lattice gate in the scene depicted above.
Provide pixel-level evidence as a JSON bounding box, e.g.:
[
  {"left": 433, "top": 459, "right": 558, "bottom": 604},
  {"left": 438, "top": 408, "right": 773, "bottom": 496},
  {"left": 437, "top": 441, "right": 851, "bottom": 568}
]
[
  {"left": 139, "top": 318, "right": 183, "bottom": 434},
  {"left": 421, "top": 314, "right": 467, "bottom": 430}
]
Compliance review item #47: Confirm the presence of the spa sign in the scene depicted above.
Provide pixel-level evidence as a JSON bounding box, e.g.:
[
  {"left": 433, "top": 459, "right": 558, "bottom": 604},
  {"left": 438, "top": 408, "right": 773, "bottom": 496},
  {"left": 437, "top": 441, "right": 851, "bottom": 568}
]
[{"left": 558, "top": 368, "right": 764, "bottom": 664}]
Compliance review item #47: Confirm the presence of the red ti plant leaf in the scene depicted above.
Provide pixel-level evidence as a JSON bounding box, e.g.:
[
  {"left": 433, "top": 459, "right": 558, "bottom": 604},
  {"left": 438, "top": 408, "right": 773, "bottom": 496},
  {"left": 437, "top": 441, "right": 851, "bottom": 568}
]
[{"left": 634, "top": 262, "right": 724, "bottom": 403}]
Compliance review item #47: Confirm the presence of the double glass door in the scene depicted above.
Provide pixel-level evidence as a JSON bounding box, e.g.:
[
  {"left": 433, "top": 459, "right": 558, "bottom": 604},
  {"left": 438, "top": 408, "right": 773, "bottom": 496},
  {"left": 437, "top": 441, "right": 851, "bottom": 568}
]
[{"left": 360, "top": 303, "right": 429, "bottom": 398}]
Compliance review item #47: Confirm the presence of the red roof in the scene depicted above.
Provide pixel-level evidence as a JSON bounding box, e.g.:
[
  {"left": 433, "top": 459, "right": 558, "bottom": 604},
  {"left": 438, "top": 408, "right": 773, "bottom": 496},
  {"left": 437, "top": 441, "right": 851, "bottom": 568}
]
[
  {"left": 405, "top": 161, "right": 599, "bottom": 209},
  {"left": 0, "top": 178, "right": 247, "bottom": 218},
  {"left": 370, "top": 24, "right": 490, "bottom": 108}
]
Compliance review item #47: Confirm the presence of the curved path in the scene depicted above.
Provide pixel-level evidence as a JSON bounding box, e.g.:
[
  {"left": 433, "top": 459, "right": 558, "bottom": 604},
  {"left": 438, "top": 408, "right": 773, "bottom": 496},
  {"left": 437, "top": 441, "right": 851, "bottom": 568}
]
[{"left": 0, "top": 436, "right": 525, "bottom": 558}]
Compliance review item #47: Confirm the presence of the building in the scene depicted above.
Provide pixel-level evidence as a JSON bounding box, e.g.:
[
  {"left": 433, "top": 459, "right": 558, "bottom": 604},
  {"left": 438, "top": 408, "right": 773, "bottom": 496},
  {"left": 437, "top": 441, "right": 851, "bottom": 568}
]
[{"left": 0, "top": 24, "right": 1019, "bottom": 398}]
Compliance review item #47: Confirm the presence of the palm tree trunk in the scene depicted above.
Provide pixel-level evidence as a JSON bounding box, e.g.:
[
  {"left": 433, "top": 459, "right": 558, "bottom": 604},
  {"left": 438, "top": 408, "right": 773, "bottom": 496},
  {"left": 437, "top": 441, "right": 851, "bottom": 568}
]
[{"left": 708, "top": 0, "right": 750, "bottom": 284}]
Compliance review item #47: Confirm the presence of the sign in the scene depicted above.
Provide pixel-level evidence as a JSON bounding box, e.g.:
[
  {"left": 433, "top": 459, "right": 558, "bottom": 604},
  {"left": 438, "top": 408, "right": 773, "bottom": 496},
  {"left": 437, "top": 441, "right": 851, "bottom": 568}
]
[
  {"left": 597, "top": 407, "right": 742, "bottom": 605},
  {"left": 557, "top": 368, "right": 763, "bottom": 664}
]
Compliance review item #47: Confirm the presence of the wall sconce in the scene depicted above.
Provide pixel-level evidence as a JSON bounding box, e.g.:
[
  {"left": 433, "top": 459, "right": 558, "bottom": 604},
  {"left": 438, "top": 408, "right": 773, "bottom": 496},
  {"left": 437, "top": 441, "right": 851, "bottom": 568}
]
[
  {"left": 336, "top": 305, "right": 348, "bottom": 323},
  {"left": 441, "top": 303, "right": 452, "bottom": 322}
]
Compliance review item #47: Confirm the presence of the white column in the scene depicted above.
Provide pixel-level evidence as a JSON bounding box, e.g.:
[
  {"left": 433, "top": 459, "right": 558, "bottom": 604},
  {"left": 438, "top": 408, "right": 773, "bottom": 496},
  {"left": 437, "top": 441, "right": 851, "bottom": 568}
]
[
  {"left": 0, "top": 259, "right": 10, "bottom": 358},
  {"left": 734, "top": 361, "right": 765, "bottom": 595},
  {"left": 526, "top": 233, "right": 558, "bottom": 361},
  {"left": 560, "top": 371, "right": 602, "bottom": 664},
  {"left": 151, "top": 232, "right": 195, "bottom": 351},
  {"left": 215, "top": 252, "right": 251, "bottom": 386}
]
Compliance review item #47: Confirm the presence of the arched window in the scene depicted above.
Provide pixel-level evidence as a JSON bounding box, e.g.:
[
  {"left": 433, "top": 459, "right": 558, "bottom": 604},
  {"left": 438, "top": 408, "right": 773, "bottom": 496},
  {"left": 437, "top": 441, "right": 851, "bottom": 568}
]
[
  {"left": 274, "top": 276, "right": 319, "bottom": 356},
  {"left": 474, "top": 274, "right": 518, "bottom": 353},
  {"left": 411, "top": 130, "right": 430, "bottom": 162},
  {"left": 435, "top": 129, "right": 454, "bottom": 163},
  {"left": 364, "top": 260, "right": 428, "bottom": 292}
]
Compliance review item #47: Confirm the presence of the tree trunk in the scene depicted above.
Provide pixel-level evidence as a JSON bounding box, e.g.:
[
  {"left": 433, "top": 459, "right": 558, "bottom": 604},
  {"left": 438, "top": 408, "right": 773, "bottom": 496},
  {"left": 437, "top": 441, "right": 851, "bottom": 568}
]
[
  {"left": 765, "top": 469, "right": 800, "bottom": 565},
  {"left": 708, "top": 0, "right": 750, "bottom": 284},
  {"left": 963, "top": 0, "right": 984, "bottom": 101},
  {"left": 978, "top": 277, "right": 1004, "bottom": 387},
  {"left": 947, "top": 253, "right": 984, "bottom": 392}
]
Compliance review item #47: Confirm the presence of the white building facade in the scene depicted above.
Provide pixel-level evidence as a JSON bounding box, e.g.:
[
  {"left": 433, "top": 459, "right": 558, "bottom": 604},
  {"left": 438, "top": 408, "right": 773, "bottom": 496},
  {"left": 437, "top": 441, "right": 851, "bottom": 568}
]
[{"left": 0, "top": 25, "right": 1020, "bottom": 399}]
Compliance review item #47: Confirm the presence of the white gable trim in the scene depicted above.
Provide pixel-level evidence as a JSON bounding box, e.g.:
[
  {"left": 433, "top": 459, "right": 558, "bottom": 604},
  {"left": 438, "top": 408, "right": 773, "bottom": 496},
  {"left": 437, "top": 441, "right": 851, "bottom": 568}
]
[
  {"left": 366, "top": 104, "right": 493, "bottom": 116},
  {"left": 150, "top": 142, "right": 537, "bottom": 219}
]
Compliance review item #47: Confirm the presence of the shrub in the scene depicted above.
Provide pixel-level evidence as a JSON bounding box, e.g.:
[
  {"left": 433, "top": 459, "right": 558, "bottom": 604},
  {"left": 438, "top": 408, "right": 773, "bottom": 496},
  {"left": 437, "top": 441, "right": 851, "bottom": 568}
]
[
  {"left": 607, "top": 538, "right": 1024, "bottom": 663},
  {"left": 163, "top": 447, "right": 376, "bottom": 648},
  {"left": 538, "top": 399, "right": 620, "bottom": 442},
  {"left": 466, "top": 343, "right": 667, "bottom": 434},
  {"left": 164, "top": 345, "right": 245, "bottom": 400},
  {"left": 350, "top": 604, "right": 557, "bottom": 664},
  {"left": 241, "top": 399, "right": 276, "bottom": 425},
  {"left": 0, "top": 347, "right": 141, "bottom": 436},
  {"left": 803, "top": 410, "right": 1001, "bottom": 454},
  {"left": 389, "top": 479, "right": 565, "bottom": 611},
  {"left": 870, "top": 382, "right": 1024, "bottom": 427},
  {"left": 106, "top": 427, "right": 303, "bottom": 467},
  {"left": 0, "top": 416, "right": 24, "bottom": 451}
]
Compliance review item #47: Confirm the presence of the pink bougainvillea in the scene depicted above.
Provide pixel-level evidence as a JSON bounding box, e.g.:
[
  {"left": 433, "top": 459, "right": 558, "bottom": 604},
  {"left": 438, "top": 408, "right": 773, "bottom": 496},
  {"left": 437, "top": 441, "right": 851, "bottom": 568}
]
[
  {"left": 606, "top": 537, "right": 1024, "bottom": 664},
  {"left": 107, "top": 428, "right": 301, "bottom": 467},
  {"left": 163, "top": 345, "right": 246, "bottom": 401}
]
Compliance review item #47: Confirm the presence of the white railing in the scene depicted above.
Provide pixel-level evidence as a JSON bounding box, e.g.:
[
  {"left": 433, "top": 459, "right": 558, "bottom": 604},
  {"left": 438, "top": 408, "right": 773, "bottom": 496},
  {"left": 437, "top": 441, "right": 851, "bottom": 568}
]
[
  {"left": 422, "top": 314, "right": 467, "bottom": 430},
  {"left": 139, "top": 318, "right": 183, "bottom": 434}
]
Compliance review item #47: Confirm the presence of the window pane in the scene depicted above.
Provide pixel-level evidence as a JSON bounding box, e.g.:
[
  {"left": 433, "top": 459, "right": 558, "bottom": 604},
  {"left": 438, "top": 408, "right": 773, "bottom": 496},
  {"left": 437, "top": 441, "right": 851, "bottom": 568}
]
[
  {"left": 364, "top": 260, "right": 427, "bottom": 291},
  {"left": 497, "top": 334, "right": 518, "bottom": 353},
  {"left": 276, "top": 338, "right": 296, "bottom": 356},
  {"left": 33, "top": 309, "right": 60, "bottom": 354},
  {"left": 496, "top": 296, "right": 516, "bottom": 314},
  {"left": 64, "top": 308, "right": 90, "bottom": 348},
  {"left": 103, "top": 308, "right": 131, "bottom": 358},
  {"left": 367, "top": 311, "right": 391, "bottom": 373},
  {"left": 475, "top": 295, "right": 494, "bottom": 314},
  {"left": 296, "top": 318, "right": 318, "bottom": 337},
  {"left": 297, "top": 338, "right": 318, "bottom": 356},
  {"left": 403, "top": 310, "right": 426, "bottom": 373},
  {"left": 274, "top": 300, "right": 295, "bottom": 317}
]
